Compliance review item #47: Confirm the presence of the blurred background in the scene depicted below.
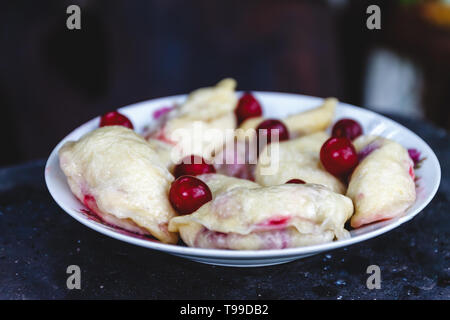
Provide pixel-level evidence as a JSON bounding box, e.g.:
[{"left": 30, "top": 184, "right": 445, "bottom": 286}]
[{"left": 1, "top": 0, "right": 450, "bottom": 166}]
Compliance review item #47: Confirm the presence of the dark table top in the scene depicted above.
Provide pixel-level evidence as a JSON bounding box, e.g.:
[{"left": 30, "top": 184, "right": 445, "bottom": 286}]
[{"left": 0, "top": 115, "right": 449, "bottom": 300}]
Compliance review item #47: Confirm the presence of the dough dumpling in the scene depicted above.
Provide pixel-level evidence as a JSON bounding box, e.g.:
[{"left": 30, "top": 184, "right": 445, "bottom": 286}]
[
  {"left": 169, "top": 174, "right": 353, "bottom": 250},
  {"left": 237, "top": 97, "right": 337, "bottom": 140},
  {"left": 59, "top": 126, "right": 178, "bottom": 243},
  {"left": 347, "top": 135, "right": 416, "bottom": 228},
  {"left": 147, "top": 78, "right": 237, "bottom": 161},
  {"left": 255, "top": 132, "right": 346, "bottom": 194}
]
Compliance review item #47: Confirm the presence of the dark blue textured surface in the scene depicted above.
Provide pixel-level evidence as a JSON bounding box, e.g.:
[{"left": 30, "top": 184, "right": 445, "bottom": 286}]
[{"left": 0, "top": 115, "right": 448, "bottom": 299}]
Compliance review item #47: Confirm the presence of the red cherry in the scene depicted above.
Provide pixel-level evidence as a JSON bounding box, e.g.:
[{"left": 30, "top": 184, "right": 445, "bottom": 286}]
[
  {"left": 332, "top": 119, "right": 362, "bottom": 141},
  {"left": 169, "top": 176, "right": 212, "bottom": 215},
  {"left": 320, "top": 137, "right": 358, "bottom": 178},
  {"left": 235, "top": 92, "right": 263, "bottom": 125},
  {"left": 256, "top": 119, "right": 289, "bottom": 152},
  {"left": 100, "top": 111, "right": 134, "bottom": 129},
  {"left": 286, "top": 179, "right": 306, "bottom": 184},
  {"left": 174, "top": 155, "right": 216, "bottom": 178}
]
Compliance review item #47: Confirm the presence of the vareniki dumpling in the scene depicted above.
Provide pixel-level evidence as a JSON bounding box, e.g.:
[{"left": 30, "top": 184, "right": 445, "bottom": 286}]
[
  {"left": 59, "top": 126, "right": 179, "bottom": 243},
  {"left": 347, "top": 135, "right": 416, "bottom": 228},
  {"left": 237, "top": 97, "right": 337, "bottom": 140},
  {"left": 169, "top": 174, "right": 353, "bottom": 250},
  {"left": 147, "top": 78, "right": 237, "bottom": 162},
  {"left": 254, "top": 132, "right": 346, "bottom": 194}
]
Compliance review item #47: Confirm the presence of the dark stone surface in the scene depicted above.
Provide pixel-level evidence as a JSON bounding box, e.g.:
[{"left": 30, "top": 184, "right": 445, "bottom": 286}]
[{"left": 0, "top": 115, "right": 449, "bottom": 300}]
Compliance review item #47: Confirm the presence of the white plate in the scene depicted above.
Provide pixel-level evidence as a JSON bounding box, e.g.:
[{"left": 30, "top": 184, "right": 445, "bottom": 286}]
[{"left": 45, "top": 92, "right": 441, "bottom": 267}]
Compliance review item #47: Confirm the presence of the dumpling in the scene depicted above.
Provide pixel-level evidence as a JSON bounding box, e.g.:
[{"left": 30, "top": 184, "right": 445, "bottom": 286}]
[
  {"left": 146, "top": 78, "right": 237, "bottom": 161},
  {"left": 283, "top": 98, "right": 337, "bottom": 137},
  {"left": 172, "top": 78, "right": 237, "bottom": 120},
  {"left": 59, "top": 126, "right": 178, "bottom": 243},
  {"left": 347, "top": 135, "right": 416, "bottom": 228},
  {"left": 254, "top": 132, "right": 346, "bottom": 194},
  {"left": 169, "top": 174, "right": 353, "bottom": 250},
  {"left": 237, "top": 97, "right": 337, "bottom": 139}
]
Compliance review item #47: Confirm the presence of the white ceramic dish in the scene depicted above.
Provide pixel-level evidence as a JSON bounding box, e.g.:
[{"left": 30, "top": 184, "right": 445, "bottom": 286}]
[{"left": 45, "top": 92, "right": 441, "bottom": 267}]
